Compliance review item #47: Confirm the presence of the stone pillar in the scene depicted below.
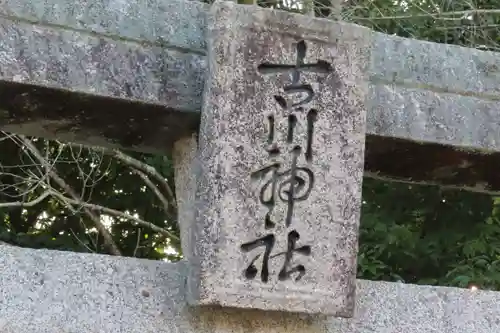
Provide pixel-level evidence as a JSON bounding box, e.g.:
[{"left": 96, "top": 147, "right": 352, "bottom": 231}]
[
  {"left": 184, "top": 1, "right": 372, "bottom": 317},
  {"left": 173, "top": 133, "right": 199, "bottom": 262}
]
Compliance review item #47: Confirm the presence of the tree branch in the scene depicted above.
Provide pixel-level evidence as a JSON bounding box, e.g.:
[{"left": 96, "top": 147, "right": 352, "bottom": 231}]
[
  {"left": 61, "top": 142, "right": 177, "bottom": 212},
  {"left": 18, "top": 136, "right": 122, "bottom": 256},
  {"left": 0, "top": 190, "right": 52, "bottom": 208},
  {"left": 351, "top": 9, "right": 500, "bottom": 21},
  {"left": 49, "top": 191, "right": 179, "bottom": 241},
  {"left": 133, "top": 170, "right": 171, "bottom": 216},
  {"left": 364, "top": 171, "right": 500, "bottom": 196},
  {"left": 1, "top": 187, "right": 178, "bottom": 242},
  {"left": 107, "top": 149, "right": 177, "bottom": 210}
]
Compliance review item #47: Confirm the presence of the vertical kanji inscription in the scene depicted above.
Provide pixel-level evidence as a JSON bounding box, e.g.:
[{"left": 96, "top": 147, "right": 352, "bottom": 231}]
[
  {"left": 241, "top": 40, "right": 332, "bottom": 284},
  {"left": 191, "top": 3, "right": 368, "bottom": 315}
]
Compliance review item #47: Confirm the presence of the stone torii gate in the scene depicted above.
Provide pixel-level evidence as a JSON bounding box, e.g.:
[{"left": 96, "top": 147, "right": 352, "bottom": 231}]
[{"left": 1, "top": 0, "right": 500, "bottom": 331}]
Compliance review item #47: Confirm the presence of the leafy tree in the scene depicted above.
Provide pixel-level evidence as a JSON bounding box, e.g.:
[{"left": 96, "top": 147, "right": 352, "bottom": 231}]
[
  {"left": 341, "top": 0, "right": 500, "bottom": 289},
  {"left": 0, "top": 134, "right": 180, "bottom": 261}
]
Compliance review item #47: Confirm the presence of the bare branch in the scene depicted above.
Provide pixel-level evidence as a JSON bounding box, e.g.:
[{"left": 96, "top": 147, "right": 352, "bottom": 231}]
[
  {"left": 133, "top": 170, "right": 171, "bottom": 215},
  {"left": 64, "top": 142, "right": 111, "bottom": 202},
  {"left": 0, "top": 190, "right": 52, "bottom": 208},
  {"left": 49, "top": 191, "right": 179, "bottom": 241},
  {"left": 133, "top": 228, "right": 142, "bottom": 257},
  {"left": 18, "top": 135, "right": 122, "bottom": 256},
  {"left": 351, "top": 9, "right": 500, "bottom": 21},
  {"left": 69, "top": 228, "right": 96, "bottom": 253},
  {"left": 58, "top": 142, "right": 177, "bottom": 212},
  {"left": 0, "top": 132, "right": 53, "bottom": 198},
  {"left": 364, "top": 171, "right": 500, "bottom": 196},
  {"left": 0, "top": 135, "right": 178, "bottom": 255},
  {"left": 107, "top": 149, "right": 177, "bottom": 210}
]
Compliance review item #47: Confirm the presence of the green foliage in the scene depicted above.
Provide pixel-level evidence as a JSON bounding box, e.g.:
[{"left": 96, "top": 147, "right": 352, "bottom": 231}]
[
  {"left": 358, "top": 179, "right": 500, "bottom": 289},
  {"left": 0, "top": 137, "right": 180, "bottom": 261},
  {"left": 344, "top": 0, "right": 500, "bottom": 50},
  {"left": 339, "top": 0, "right": 500, "bottom": 290}
]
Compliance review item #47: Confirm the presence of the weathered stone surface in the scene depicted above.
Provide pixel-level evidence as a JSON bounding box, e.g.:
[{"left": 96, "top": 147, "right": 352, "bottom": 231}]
[
  {"left": 367, "top": 84, "right": 500, "bottom": 150},
  {"left": 3, "top": 0, "right": 500, "bottom": 157},
  {"left": 5, "top": 0, "right": 500, "bottom": 100},
  {"left": 0, "top": 18, "right": 204, "bottom": 112},
  {"left": 185, "top": 1, "right": 370, "bottom": 316},
  {"left": 0, "top": 17, "right": 203, "bottom": 152},
  {"left": 173, "top": 134, "right": 199, "bottom": 262},
  {"left": 371, "top": 31, "right": 500, "bottom": 96},
  {"left": 0, "top": 0, "right": 208, "bottom": 53},
  {"left": 1, "top": 245, "right": 499, "bottom": 333},
  {"left": 3, "top": 0, "right": 500, "bottom": 193}
]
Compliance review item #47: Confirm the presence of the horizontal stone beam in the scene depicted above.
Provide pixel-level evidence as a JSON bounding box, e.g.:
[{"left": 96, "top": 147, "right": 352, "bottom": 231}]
[
  {"left": 2, "top": 0, "right": 500, "bottom": 152},
  {"left": 2, "top": 0, "right": 500, "bottom": 192},
  {"left": 0, "top": 244, "right": 496, "bottom": 333},
  {"left": 368, "top": 32, "right": 500, "bottom": 151},
  {"left": 0, "top": 1, "right": 206, "bottom": 153}
]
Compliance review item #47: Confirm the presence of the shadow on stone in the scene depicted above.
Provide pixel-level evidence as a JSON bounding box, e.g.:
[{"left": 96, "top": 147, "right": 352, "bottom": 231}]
[{"left": 364, "top": 135, "right": 500, "bottom": 194}]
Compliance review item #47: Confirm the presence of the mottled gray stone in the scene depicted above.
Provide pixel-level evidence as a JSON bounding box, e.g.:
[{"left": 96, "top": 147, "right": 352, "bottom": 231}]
[
  {"left": 372, "top": 31, "right": 500, "bottom": 96},
  {"left": 0, "top": 0, "right": 208, "bottom": 52},
  {"left": 3, "top": 0, "right": 500, "bottom": 156},
  {"left": 1, "top": 245, "right": 500, "bottom": 333},
  {"left": 0, "top": 17, "right": 204, "bottom": 111},
  {"left": 367, "top": 84, "right": 500, "bottom": 150},
  {"left": 186, "top": 1, "right": 370, "bottom": 316},
  {"left": 366, "top": 31, "right": 500, "bottom": 151},
  {"left": 0, "top": 16, "right": 204, "bottom": 152},
  {"left": 173, "top": 133, "right": 200, "bottom": 261}
]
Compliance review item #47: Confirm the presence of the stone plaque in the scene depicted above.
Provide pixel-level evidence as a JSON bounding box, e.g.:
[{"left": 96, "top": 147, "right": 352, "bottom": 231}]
[{"left": 185, "top": 1, "right": 371, "bottom": 316}]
